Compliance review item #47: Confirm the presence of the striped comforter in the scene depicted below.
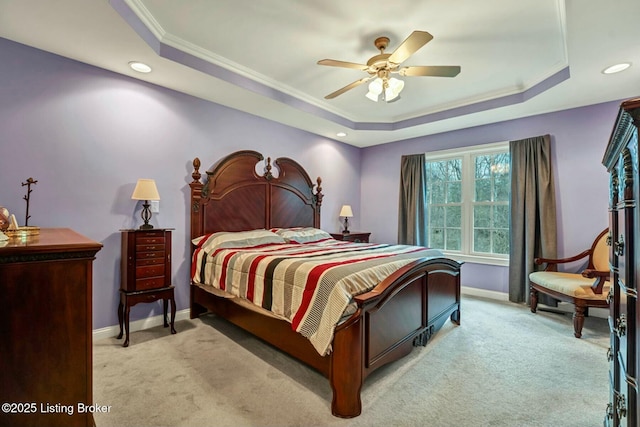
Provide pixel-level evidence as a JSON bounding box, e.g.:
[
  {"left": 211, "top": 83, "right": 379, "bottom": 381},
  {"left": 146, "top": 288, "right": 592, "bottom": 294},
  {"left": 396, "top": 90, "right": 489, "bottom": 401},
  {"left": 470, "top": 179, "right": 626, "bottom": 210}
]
[{"left": 191, "top": 239, "right": 443, "bottom": 355}]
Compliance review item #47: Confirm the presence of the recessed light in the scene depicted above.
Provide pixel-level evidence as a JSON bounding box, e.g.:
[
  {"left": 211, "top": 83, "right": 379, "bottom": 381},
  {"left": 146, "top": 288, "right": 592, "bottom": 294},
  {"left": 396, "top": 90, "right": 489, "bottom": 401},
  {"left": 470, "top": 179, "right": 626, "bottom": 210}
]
[
  {"left": 129, "top": 61, "right": 152, "bottom": 73},
  {"left": 602, "top": 62, "right": 631, "bottom": 74},
  {"left": 336, "top": 132, "right": 347, "bottom": 137}
]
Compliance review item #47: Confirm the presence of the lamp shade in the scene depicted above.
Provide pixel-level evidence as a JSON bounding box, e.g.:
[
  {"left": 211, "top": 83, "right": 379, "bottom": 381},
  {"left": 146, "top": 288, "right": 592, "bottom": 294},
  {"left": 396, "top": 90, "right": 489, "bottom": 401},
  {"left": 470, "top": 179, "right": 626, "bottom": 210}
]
[
  {"left": 365, "top": 90, "right": 379, "bottom": 102},
  {"left": 339, "top": 205, "right": 353, "bottom": 217},
  {"left": 385, "top": 77, "right": 404, "bottom": 101},
  {"left": 131, "top": 179, "right": 160, "bottom": 200}
]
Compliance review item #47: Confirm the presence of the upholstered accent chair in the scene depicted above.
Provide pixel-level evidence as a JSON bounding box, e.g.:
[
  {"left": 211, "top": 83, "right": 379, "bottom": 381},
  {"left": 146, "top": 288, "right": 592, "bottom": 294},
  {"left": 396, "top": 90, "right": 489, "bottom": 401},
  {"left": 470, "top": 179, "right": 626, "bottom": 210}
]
[{"left": 529, "top": 228, "right": 610, "bottom": 338}]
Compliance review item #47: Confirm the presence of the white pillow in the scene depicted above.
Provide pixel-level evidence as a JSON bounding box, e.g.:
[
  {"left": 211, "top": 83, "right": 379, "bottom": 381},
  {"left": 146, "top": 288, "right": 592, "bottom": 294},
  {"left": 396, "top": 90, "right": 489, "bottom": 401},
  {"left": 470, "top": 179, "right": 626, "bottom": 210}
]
[
  {"left": 192, "top": 229, "right": 285, "bottom": 251},
  {"left": 273, "top": 227, "right": 333, "bottom": 244}
]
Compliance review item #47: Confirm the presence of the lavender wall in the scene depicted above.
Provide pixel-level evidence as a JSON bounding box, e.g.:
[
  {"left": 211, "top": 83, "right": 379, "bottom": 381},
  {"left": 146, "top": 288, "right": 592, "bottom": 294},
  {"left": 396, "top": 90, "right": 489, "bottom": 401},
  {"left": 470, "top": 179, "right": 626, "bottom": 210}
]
[
  {"left": 361, "top": 101, "right": 621, "bottom": 293},
  {"left": 0, "top": 38, "right": 361, "bottom": 329}
]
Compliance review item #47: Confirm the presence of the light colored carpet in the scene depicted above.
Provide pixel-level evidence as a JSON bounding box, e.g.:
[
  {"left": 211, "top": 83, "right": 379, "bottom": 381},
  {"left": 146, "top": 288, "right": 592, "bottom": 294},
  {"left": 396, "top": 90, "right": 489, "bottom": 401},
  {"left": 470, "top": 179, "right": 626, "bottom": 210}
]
[{"left": 93, "top": 296, "right": 609, "bottom": 427}]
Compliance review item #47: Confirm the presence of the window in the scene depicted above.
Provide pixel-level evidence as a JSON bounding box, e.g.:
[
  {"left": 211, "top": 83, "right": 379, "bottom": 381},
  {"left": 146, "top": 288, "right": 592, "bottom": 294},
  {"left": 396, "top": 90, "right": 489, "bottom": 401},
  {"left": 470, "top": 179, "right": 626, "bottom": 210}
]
[{"left": 425, "top": 142, "right": 510, "bottom": 265}]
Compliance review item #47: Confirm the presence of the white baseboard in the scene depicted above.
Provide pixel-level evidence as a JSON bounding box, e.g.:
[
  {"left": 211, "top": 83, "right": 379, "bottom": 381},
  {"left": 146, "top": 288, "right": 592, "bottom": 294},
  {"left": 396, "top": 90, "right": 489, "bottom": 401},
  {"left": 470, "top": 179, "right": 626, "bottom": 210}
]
[
  {"left": 461, "top": 286, "right": 509, "bottom": 301},
  {"left": 93, "top": 309, "right": 191, "bottom": 341}
]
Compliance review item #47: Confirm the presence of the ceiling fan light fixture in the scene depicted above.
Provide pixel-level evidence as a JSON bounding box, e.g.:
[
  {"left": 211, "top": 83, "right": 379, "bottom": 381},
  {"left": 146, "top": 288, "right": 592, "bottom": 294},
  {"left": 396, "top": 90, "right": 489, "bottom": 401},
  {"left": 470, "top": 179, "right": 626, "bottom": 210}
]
[
  {"left": 366, "top": 77, "right": 384, "bottom": 102},
  {"left": 385, "top": 77, "right": 404, "bottom": 101},
  {"left": 369, "top": 78, "right": 383, "bottom": 94},
  {"left": 384, "top": 88, "right": 397, "bottom": 101},
  {"left": 366, "top": 91, "right": 379, "bottom": 102}
]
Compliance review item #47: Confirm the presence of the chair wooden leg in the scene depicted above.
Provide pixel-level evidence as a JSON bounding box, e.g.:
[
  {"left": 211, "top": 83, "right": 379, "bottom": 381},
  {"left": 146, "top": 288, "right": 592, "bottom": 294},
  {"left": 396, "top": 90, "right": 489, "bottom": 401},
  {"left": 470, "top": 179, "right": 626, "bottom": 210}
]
[
  {"left": 530, "top": 287, "right": 538, "bottom": 313},
  {"left": 573, "top": 305, "right": 586, "bottom": 338}
]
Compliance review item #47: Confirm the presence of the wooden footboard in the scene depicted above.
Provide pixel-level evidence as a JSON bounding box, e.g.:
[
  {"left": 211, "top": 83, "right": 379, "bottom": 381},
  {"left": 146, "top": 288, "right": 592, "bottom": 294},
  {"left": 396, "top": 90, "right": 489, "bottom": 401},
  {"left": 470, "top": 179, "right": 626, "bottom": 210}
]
[
  {"left": 191, "top": 256, "right": 461, "bottom": 418},
  {"left": 329, "top": 256, "right": 461, "bottom": 418}
]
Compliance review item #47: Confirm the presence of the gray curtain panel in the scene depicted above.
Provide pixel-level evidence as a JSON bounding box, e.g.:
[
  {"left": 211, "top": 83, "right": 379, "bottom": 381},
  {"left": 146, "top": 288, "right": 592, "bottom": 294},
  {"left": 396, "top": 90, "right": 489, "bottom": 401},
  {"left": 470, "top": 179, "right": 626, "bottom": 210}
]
[
  {"left": 398, "top": 153, "right": 428, "bottom": 245},
  {"left": 509, "top": 134, "right": 557, "bottom": 303}
]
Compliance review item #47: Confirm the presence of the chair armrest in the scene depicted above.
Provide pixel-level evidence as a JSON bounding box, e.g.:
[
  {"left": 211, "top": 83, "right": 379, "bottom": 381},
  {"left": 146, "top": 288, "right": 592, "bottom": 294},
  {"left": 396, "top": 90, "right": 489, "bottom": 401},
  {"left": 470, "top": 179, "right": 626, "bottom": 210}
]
[
  {"left": 582, "top": 269, "right": 610, "bottom": 294},
  {"left": 581, "top": 269, "right": 609, "bottom": 279},
  {"left": 534, "top": 248, "right": 591, "bottom": 271}
]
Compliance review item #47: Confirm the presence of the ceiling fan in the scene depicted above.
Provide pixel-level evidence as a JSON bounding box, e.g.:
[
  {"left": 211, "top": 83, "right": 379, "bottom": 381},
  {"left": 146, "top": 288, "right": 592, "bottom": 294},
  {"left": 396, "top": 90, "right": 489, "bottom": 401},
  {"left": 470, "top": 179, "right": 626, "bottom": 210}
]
[{"left": 317, "top": 30, "right": 461, "bottom": 102}]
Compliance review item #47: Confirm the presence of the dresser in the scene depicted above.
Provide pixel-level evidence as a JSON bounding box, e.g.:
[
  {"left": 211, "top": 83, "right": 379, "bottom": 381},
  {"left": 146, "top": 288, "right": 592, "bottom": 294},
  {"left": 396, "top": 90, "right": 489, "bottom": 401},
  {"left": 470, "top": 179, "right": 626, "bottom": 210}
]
[
  {"left": 330, "top": 231, "right": 371, "bottom": 243},
  {"left": 118, "top": 228, "right": 175, "bottom": 347},
  {"left": 602, "top": 97, "right": 640, "bottom": 427},
  {"left": 0, "top": 228, "right": 102, "bottom": 427}
]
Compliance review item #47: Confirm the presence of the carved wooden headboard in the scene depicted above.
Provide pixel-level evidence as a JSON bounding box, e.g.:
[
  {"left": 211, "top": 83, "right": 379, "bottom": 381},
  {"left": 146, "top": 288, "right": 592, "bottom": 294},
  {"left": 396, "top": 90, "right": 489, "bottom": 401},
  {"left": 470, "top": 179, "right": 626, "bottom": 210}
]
[{"left": 189, "top": 150, "right": 323, "bottom": 240}]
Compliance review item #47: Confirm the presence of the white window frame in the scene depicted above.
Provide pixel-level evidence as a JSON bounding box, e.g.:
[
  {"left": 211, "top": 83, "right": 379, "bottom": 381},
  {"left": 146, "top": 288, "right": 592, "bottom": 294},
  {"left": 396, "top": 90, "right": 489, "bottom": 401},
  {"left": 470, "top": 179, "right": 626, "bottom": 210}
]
[{"left": 425, "top": 141, "right": 510, "bottom": 266}]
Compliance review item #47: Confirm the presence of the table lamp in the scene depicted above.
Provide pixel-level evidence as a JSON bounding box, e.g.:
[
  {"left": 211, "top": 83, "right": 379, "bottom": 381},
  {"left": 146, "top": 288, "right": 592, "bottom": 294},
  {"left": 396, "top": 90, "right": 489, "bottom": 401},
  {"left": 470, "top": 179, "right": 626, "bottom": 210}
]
[
  {"left": 131, "top": 179, "right": 160, "bottom": 229},
  {"left": 339, "top": 205, "right": 353, "bottom": 234}
]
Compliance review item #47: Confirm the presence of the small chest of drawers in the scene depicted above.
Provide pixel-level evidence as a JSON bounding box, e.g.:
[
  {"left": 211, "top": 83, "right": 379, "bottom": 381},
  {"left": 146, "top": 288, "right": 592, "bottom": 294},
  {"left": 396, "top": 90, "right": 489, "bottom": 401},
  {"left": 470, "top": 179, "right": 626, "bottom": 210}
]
[
  {"left": 118, "top": 228, "right": 176, "bottom": 347},
  {"left": 121, "top": 228, "right": 172, "bottom": 291}
]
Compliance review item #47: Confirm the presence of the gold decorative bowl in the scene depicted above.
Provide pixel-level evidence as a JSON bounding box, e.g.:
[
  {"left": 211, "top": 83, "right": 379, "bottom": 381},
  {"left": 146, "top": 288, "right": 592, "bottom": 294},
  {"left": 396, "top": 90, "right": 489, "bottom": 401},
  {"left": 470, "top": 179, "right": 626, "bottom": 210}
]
[{"left": 5, "top": 226, "right": 40, "bottom": 238}]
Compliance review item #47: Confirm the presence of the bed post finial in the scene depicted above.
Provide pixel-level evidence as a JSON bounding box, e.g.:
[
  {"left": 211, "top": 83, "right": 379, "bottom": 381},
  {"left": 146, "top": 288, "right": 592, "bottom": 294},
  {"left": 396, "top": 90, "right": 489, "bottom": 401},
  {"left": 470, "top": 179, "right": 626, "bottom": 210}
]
[
  {"left": 315, "top": 176, "right": 323, "bottom": 206},
  {"left": 265, "top": 157, "right": 273, "bottom": 181},
  {"left": 192, "top": 157, "right": 202, "bottom": 183}
]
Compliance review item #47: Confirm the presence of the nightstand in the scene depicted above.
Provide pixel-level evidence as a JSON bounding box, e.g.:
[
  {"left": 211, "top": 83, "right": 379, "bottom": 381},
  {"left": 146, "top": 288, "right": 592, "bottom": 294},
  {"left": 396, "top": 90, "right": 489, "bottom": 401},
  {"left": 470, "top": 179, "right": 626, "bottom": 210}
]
[
  {"left": 117, "top": 228, "right": 176, "bottom": 347},
  {"left": 330, "top": 232, "right": 371, "bottom": 243}
]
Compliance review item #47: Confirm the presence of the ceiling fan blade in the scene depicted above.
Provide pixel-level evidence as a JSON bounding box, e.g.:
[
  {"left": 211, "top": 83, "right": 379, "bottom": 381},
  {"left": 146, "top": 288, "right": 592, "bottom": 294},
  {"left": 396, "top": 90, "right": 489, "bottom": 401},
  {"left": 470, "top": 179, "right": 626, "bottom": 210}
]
[
  {"left": 324, "top": 77, "right": 372, "bottom": 99},
  {"left": 388, "top": 31, "right": 433, "bottom": 64},
  {"left": 317, "top": 59, "right": 368, "bottom": 70},
  {"left": 400, "top": 65, "right": 461, "bottom": 77}
]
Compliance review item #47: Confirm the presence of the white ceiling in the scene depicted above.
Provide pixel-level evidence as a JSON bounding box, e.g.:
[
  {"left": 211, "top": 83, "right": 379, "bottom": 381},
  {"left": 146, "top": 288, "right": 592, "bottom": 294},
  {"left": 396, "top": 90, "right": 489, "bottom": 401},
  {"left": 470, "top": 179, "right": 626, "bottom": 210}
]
[{"left": 1, "top": 0, "right": 639, "bottom": 147}]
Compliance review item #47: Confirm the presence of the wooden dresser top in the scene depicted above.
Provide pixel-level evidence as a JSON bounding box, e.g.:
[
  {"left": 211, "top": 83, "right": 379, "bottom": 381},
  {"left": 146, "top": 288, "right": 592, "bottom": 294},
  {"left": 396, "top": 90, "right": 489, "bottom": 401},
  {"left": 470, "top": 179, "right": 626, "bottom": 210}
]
[{"left": 0, "top": 227, "right": 102, "bottom": 258}]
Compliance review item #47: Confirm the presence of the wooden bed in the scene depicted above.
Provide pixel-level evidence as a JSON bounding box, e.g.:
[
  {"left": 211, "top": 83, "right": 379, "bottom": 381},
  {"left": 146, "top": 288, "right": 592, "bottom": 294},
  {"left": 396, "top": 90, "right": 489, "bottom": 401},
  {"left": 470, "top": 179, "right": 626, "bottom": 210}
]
[{"left": 188, "top": 150, "right": 462, "bottom": 418}]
